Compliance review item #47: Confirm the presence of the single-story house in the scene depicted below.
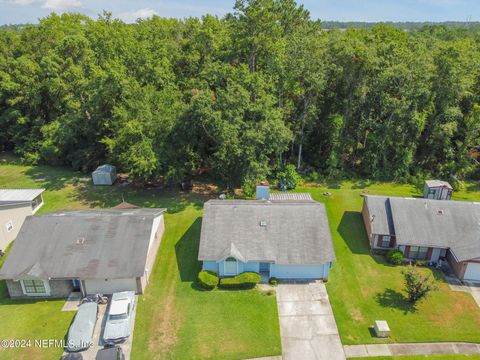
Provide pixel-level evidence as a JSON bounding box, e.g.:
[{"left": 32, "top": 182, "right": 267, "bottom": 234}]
[
  {"left": 424, "top": 180, "right": 453, "bottom": 200},
  {"left": 0, "top": 188, "right": 45, "bottom": 251},
  {"left": 362, "top": 195, "right": 480, "bottom": 281},
  {"left": 0, "top": 208, "right": 165, "bottom": 299},
  {"left": 92, "top": 164, "right": 116, "bottom": 185},
  {"left": 198, "top": 193, "right": 335, "bottom": 280}
]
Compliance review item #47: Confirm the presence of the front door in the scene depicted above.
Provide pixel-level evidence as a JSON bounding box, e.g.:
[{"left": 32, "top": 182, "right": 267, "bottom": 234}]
[
  {"left": 72, "top": 279, "right": 81, "bottom": 291},
  {"left": 259, "top": 262, "right": 270, "bottom": 274},
  {"left": 224, "top": 258, "right": 237, "bottom": 275}
]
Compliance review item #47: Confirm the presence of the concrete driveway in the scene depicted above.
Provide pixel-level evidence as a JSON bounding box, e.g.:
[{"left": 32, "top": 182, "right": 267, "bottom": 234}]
[
  {"left": 62, "top": 296, "right": 137, "bottom": 360},
  {"left": 276, "top": 282, "right": 345, "bottom": 360}
]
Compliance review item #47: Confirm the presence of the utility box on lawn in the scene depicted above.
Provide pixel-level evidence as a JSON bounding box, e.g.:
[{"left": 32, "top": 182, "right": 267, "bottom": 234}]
[{"left": 374, "top": 320, "right": 390, "bottom": 338}]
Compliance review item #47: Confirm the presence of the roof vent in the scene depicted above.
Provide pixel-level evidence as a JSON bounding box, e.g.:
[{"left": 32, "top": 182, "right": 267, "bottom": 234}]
[
  {"left": 437, "top": 209, "right": 444, "bottom": 215},
  {"left": 259, "top": 220, "right": 267, "bottom": 227},
  {"left": 76, "top": 237, "right": 86, "bottom": 244}
]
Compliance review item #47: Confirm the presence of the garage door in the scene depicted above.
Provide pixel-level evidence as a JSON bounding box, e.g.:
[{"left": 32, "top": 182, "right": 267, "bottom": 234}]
[
  {"left": 464, "top": 263, "right": 480, "bottom": 282},
  {"left": 270, "top": 264, "right": 326, "bottom": 279},
  {"left": 84, "top": 278, "right": 138, "bottom": 295}
]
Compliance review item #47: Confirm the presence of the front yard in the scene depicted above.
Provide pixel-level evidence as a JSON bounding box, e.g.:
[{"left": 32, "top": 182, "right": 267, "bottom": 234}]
[
  {"left": 0, "top": 160, "right": 281, "bottom": 360},
  {"left": 300, "top": 182, "right": 480, "bottom": 345},
  {"left": 2, "top": 157, "right": 480, "bottom": 359}
]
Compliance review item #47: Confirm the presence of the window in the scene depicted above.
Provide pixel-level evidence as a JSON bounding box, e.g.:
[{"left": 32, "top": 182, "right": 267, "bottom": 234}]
[
  {"left": 5, "top": 221, "right": 13, "bottom": 233},
  {"left": 381, "top": 236, "right": 391, "bottom": 248},
  {"left": 409, "top": 246, "right": 428, "bottom": 260},
  {"left": 21, "top": 279, "right": 48, "bottom": 295}
]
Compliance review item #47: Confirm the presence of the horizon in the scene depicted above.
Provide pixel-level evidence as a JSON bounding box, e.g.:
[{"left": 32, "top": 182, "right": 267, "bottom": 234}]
[{"left": 1, "top": 0, "right": 479, "bottom": 26}]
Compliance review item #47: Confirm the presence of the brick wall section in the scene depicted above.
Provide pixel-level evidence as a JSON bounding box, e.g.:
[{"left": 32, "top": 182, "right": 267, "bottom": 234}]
[
  {"left": 447, "top": 250, "right": 467, "bottom": 280},
  {"left": 6, "top": 279, "right": 72, "bottom": 299},
  {"left": 361, "top": 201, "right": 373, "bottom": 247},
  {"left": 138, "top": 215, "right": 165, "bottom": 294}
]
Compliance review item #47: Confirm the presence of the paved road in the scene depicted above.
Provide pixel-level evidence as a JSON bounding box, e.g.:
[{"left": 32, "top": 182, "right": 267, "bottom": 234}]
[
  {"left": 344, "top": 342, "right": 480, "bottom": 358},
  {"left": 276, "top": 282, "right": 345, "bottom": 360}
]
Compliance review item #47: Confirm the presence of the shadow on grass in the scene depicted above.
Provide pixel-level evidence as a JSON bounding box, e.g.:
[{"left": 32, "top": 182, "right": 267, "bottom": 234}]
[
  {"left": 175, "top": 218, "right": 203, "bottom": 282},
  {"left": 337, "top": 211, "right": 370, "bottom": 255},
  {"left": 73, "top": 183, "right": 205, "bottom": 214},
  {"left": 376, "top": 288, "right": 417, "bottom": 314},
  {"left": 24, "top": 166, "right": 84, "bottom": 191}
]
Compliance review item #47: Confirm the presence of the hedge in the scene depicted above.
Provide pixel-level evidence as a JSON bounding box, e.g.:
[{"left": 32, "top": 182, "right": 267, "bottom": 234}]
[
  {"left": 386, "top": 249, "right": 404, "bottom": 265},
  {"left": 198, "top": 270, "right": 219, "bottom": 290},
  {"left": 219, "top": 272, "right": 261, "bottom": 289}
]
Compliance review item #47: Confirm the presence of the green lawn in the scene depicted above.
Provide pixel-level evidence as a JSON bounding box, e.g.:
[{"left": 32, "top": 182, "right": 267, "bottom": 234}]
[
  {"left": 295, "top": 182, "right": 480, "bottom": 345},
  {"left": 0, "top": 159, "right": 281, "bottom": 359}
]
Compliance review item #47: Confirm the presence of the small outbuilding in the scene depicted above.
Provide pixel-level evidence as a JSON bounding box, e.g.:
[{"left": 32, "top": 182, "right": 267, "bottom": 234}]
[
  {"left": 424, "top": 180, "right": 452, "bottom": 200},
  {"left": 92, "top": 164, "right": 116, "bottom": 186}
]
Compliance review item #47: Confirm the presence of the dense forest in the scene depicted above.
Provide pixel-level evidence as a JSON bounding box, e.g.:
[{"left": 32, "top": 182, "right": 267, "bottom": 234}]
[{"left": 1, "top": 0, "right": 480, "bottom": 192}]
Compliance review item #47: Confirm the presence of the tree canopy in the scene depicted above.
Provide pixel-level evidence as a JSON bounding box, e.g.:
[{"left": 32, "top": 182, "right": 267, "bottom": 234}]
[{"left": 1, "top": 2, "right": 480, "bottom": 189}]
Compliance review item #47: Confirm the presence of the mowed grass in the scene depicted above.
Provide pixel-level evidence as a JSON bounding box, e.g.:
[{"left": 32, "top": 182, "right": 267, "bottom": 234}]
[
  {"left": 0, "top": 159, "right": 281, "bottom": 360},
  {"left": 295, "top": 181, "right": 480, "bottom": 345}
]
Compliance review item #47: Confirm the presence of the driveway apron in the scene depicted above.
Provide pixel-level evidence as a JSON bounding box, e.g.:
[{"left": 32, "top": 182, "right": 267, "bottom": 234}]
[{"left": 276, "top": 282, "right": 346, "bottom": 360}]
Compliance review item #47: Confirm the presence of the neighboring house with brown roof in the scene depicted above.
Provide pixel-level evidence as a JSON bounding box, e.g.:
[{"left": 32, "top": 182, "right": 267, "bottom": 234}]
[
  {"left": 198, "top": 187, "right": 335, "bottom": 280},
  {"left": 362, "top": 195, "right": 480, "bottom": 281},
  {"left": 0, "top": 188, "right": 45, "bottom": 251},
  {"left": 0, "top": 208, "right": 165, "bottom": 299}
]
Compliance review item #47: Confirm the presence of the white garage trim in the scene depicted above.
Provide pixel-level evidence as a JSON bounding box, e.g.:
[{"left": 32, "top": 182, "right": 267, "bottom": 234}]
[
  {"left": 464, "top": 263, "right": 480, "bottom": 282},
  {"left": 84, "top": 278, "right": 138, "bottom": 295},
  {"left": 270, "top": 263, "right": 328, "bottom": 279}
]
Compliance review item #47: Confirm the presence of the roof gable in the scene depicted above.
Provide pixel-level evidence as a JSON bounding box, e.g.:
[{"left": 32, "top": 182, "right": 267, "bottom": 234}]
[{"left": 198, "top": 200, "right": 335, "bottom": 265}]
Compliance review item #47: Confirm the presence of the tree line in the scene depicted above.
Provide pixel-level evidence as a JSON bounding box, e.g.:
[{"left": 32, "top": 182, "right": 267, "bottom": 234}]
[{"left": 1, "top": 0, "right": 480, "bottom": 192}]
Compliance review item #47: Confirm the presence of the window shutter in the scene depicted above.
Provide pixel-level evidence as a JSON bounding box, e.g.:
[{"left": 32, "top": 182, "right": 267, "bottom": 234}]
[
  {"left": 404, "top": 246, "right": 410, "bottom": 258},
  {"left": 426, "top": 247, "right": 433, "bottom": 260},
  {"left": 389, "top": 236, "right": 396, "bottom": 248},
  {"left": 377, "top": 236, "right": 383, "bottom": 248}
]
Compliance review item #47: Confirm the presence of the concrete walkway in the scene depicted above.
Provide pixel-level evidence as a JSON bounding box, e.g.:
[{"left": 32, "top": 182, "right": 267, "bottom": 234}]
[
  {"left": 276, "top": 282, "right": 345, "bottom": 360},
  {"left": 446, "top": 275, "right": 480, "bottom": 307},
  {"left": 344, "top": 342, "right": 480, "bottom": 358}
]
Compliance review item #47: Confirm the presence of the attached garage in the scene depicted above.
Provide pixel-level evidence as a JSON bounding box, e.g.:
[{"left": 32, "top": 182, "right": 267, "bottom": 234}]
[
  {"left": 270, "top": 264, "right": 331, "bottom": 280},
  {"left": 84, "top": 278, "right": 138, "bottom": 295},
  {"left": 464, "top": 263, "right": 480, "bottom": 282}
]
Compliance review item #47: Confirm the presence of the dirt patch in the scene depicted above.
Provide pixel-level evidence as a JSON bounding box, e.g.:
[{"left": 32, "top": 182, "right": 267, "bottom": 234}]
[
  {"left": 350, "top": 307, "right": 365, "bottom": 322},
  {"left": 148, "top": 280, "right": 183, "bottom": 358}
]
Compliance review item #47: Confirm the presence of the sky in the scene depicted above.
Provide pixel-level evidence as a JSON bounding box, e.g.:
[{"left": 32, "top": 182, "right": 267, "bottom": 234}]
[{"left": 0, "top": 0, "right": 479, "bottom": 25}]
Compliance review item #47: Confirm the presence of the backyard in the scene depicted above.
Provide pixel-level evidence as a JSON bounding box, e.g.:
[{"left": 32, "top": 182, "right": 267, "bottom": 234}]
[{"left": 1, "top": 157, "right": 480, "bottom": 359}]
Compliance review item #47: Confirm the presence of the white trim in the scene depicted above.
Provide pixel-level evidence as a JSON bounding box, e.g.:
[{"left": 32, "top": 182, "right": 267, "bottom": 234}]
[{"left": 20, "top": 279, "right": 51, "bottom": 297}]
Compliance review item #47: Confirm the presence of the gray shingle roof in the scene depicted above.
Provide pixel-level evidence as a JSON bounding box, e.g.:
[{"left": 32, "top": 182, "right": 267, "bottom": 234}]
[
  {"left": 425, "top": 180, "right": 452, "bottom": 189},
  {"left": 198, "top": 200, "right": 335, "bottom": 264},
  {"left": 364, "top": 196, "right": 395, "bottom": 235},
  {"left": 0, "top": 189, "right": 45, "bottom": 203},
  {"left": 0, "top": 208, "right": 165, "bottom": 280},
  {"left": 364, "top": 195, "right": 480, "bottom": 262},
  {"left": 389, "top": 197, "right": 480, "bottom": 261}
]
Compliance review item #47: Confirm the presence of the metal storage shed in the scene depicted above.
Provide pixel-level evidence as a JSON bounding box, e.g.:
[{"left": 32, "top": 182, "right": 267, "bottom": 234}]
[{"left": 92, "top": 165, "right": 116, "bottom": 186}]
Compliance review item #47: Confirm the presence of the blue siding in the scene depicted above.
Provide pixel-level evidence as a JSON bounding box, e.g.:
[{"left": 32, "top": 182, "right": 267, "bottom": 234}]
[
  {"left": 270, "top": 263, "right": 329, "bottom": 279},
  {"left": 244, "top": 262, "right": 260, "bottom": 272},
  {"left": 202, "top": 261, "right": 219, "bottom": 273}
]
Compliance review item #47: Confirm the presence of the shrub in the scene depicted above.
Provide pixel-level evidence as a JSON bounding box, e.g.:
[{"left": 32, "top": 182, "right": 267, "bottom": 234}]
[
  {"left": 262, "top": 290, "right": 275, "bottom": 297},
  {"left": 219, "top": 272, "right": 261, "bottom": 289},
  {"left": 198, "top": 270, "right": 219, "bottom": 290},
  {"left": 386, "top": 249, "right": 404, "bottom": 265},
  {"left": 269, "top": 277, "right": 278, "bottom": 286},
  {"left": 403, "top": 267, "right": 438, "bottom": 303},
  {"left": 277, "top": 164, "right": 301, "bottom": 191}
]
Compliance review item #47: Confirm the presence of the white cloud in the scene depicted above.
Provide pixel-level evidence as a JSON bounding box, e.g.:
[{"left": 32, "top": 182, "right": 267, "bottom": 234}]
[
  {"left": 116, "top": 8, "right": 158, "bottom": 23},
  {"left": 42, "top": 0, "right": 82, "bottom": 11},
  {"left": 8, "top": 0, "right": 37, "bottom": 5}
]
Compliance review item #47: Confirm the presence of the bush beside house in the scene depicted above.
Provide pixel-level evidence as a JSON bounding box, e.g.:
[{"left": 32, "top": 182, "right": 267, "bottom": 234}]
[
  {"left": 198, "top": 270, "right": 219, "bottom": 290},
  {"left": 387, "top": 249, "right": 404, "bottom": 265},
  {"left": 219, "top": 272, "right": 261, "bottom": 289}
]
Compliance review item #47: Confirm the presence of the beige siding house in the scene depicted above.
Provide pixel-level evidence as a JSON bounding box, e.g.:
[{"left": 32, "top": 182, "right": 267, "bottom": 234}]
[
  {"left": 0, "top": 208, "right": 165, "bottom": 299},
  {"left": 0, "top": 189, "right": 45, "bottom": 251}
]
